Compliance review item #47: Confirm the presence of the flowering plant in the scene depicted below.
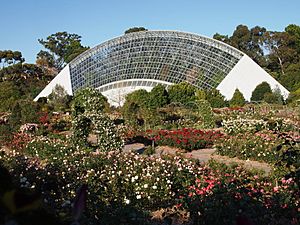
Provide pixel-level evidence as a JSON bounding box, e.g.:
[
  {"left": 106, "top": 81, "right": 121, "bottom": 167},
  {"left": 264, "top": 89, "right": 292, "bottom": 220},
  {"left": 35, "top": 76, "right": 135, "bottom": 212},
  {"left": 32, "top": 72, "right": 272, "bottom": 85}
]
[{"left": 146, "top": 128, "right": 223, "bottom": 151}]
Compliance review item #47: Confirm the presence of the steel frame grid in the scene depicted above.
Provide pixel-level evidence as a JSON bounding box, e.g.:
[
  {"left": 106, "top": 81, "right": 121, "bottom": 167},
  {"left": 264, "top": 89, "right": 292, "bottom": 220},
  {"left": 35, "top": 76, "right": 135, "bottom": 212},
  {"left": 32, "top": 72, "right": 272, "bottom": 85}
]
[{"left": 69, "top": 31, "right": 244, "bottom": 93}]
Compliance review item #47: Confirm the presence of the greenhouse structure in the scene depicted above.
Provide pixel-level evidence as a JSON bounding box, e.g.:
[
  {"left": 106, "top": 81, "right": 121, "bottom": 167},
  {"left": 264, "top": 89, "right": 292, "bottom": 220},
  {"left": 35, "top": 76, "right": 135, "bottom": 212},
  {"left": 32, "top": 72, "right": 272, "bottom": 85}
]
[{"left": 35, "top": 30, "right": 289, "bottom": 106}]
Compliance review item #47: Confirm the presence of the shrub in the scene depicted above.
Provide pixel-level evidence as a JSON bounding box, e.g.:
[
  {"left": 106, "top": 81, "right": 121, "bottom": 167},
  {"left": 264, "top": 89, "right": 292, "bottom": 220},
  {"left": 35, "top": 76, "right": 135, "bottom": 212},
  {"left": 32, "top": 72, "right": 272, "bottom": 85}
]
[
  {"left": 229, "top": 88, "right": 245, "bottom": 107},
  {"left": 71, "top": 87, "right": 108, "bottom": 116},
  {"left": 251, "top": 82, "right": 272, "bottom": 102},
  {"left": 215, "top": 132, "right": 282, "bottom": 163},
  {"left": 147, "top": 128, "right": 223, "bottom": 151}
]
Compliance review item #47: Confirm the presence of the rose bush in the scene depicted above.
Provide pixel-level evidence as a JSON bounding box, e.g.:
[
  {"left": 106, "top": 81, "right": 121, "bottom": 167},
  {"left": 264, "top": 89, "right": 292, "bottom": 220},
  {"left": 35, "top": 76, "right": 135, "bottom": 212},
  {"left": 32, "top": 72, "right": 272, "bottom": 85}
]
[{"left": 146, "top": 128, "right": 223, "bottom": 151}]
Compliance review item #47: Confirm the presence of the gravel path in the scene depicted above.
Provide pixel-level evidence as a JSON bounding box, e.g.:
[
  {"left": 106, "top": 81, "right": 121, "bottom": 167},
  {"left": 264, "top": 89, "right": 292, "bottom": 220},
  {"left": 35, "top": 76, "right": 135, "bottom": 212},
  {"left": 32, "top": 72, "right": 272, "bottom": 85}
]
[{"left": 123, "top": 143, "right": 272, "bottom": 175}]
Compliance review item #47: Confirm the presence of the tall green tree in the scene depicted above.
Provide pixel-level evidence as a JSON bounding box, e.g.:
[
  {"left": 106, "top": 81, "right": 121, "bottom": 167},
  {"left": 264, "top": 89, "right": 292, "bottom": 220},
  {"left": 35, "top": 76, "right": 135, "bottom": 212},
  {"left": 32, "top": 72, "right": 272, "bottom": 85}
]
[
  {"left": 263, "top": 30, "right": 298, "bottom": 76},
  {"left": 250, "top": 82, "right": 272, "bottom": 102},
  {"left": 214, "top": 25, "right": 266, "bottom": 65},
  {"left": 229, "top": 89, "right": 246, "bottom": 107},
  {"left": 38, "top": 32, "right": 89, "bottom": 69}
]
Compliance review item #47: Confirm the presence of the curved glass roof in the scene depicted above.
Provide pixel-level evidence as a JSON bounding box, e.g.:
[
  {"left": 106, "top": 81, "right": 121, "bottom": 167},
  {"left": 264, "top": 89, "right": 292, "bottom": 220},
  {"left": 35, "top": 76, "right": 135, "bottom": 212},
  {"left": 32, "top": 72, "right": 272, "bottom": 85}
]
[{"left": 69, "top": 31, "right": 244, "bottom": 93}]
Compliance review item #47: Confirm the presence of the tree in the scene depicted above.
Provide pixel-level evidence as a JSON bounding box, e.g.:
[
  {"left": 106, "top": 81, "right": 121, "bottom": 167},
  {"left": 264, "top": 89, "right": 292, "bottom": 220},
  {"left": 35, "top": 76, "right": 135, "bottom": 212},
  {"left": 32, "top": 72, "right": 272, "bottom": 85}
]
[
  {"left": 48, "top": 84, "right": 71, "bottom": 112},
  {"left": 196, "top": 100, "right": 215, "bottom": 129},
  {"left": 205, "top": 89, "right": 226, "bottom": 108},
  {"left": 148, "top": 84, "right": 169, "bottom": 109},
  {"left": 122, "top": 100, "right": 140, "bottom": 127},
  {"left": 214, "top": 25, "right": 266, "bottom": 65},
  {"left": 124, "top": 27, "right": 148, "bottom": 34},
  {"left": 263, "top": 30, "right": 298, "bottom": 76},
  {"left": 250, "top": 82, "right": 272, "bottom": 102},
  {"left": 168, "top": 82, "right": 196, "bottom": 105},
  {"left": 36, "top": 50, "right": 55, "bottom": 68},
  {"left": 285, "top": 24, "right": 300, "bottom": 54},
  {"left": 38, "top": 32, "right": 89, "bottom": 69},
  {"left": 213, "top": 33, "right": 230, "bottom": 43},
  {"left": 229, "top": 89, "right": 246, "bottom": 107},
  {"left": 0, "top": 50, "right": 24, "bottom": 68}
]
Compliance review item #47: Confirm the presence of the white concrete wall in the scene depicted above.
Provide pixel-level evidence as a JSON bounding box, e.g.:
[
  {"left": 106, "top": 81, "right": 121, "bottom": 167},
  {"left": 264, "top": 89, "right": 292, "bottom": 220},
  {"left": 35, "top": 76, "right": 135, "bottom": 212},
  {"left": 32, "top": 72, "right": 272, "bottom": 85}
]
[
  {"left": 217, "top": 55, "right": 290, "bottom": 100},
  {"left": 99, "top": 79, "right": 173, "bottom": 107},
  {"left": 34, "top": 65, "right": 72, "bottom": 101}
]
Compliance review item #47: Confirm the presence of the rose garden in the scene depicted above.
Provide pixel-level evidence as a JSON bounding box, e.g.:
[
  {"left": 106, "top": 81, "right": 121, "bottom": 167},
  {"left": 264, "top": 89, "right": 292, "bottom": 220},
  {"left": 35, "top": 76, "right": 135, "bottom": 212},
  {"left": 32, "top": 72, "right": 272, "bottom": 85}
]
[{"left": 0, "top": 84, "right": 299, "bottom": 225}]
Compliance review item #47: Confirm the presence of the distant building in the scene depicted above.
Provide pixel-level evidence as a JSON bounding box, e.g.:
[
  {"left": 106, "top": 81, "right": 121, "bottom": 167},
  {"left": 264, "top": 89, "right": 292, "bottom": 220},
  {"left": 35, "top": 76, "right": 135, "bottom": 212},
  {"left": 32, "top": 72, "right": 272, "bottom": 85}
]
[{"left": 35, "top": 30, "right": 289, "bottom": 106}]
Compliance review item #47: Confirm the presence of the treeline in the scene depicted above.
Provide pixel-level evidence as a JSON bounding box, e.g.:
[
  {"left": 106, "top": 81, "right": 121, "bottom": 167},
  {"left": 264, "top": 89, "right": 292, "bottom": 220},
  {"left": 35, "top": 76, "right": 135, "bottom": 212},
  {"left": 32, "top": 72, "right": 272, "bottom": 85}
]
[
  {"left": 213, "top": 24, "right": 300, "bottom": 93},
  {"left": 0, "top": 24, "right": 300, "bottom": 113},
  {"left": 122, "top": 81, "right": 285, "bottom": 128},
  {"left": 0, "top": 32, "right": 88, "bottom": 112}
]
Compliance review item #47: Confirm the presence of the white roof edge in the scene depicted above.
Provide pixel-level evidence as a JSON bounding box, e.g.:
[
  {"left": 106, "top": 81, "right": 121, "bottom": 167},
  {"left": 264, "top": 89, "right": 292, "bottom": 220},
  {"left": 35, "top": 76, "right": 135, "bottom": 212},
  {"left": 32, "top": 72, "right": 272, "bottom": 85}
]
[
  {"left": 34, "top": 64, "right": 72, "bottom": 101},
  {"left": 217, "top": 55, "right": 290, "bottom": 101}
]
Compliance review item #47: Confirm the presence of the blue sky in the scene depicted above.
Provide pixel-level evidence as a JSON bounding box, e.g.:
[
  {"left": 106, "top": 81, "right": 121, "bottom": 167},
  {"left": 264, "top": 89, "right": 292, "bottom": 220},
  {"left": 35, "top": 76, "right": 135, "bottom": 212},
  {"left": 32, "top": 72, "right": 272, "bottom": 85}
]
[{"left": 1, "top": 0, "right": 300, "bottom": 63}]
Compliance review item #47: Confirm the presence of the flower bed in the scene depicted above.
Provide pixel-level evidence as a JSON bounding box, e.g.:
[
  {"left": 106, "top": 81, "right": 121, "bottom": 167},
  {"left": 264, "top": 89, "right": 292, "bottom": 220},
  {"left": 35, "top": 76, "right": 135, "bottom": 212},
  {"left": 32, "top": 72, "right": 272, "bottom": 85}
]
[
  {"left": 215, "top": 132, "right": 282, "bottom": 163},
  {"left": 146, "top": 128, "right": 223, "bottom": 151},
  {"left": 1, "top": 145, "right": 299, "bottom": 224}
]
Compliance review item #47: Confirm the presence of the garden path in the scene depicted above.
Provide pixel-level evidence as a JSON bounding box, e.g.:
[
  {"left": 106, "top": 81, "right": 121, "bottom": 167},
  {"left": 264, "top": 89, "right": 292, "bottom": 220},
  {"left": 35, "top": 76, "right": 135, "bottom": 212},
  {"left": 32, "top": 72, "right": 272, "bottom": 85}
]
[{"left": 122, "top": 144, "right": 272, "bottom": 175}]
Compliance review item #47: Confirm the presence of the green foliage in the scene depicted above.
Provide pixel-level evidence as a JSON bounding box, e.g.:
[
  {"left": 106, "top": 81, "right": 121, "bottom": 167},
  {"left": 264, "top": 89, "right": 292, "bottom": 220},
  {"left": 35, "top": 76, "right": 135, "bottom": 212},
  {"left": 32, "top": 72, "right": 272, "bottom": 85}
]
[
  {"left": 36, "top": 50, "right": 55, "bottom": 68},
  {"left": 251, "top": 81, "right": 272, "bottom": 102},
  {"left": 168, "top": 82, "right": 196, "bottom": 106},
  {"left": 38, "top": 31, "right": 89, "bottom": 69},
  {"left": 205, "top": 89, "right": 226, "bottom": 108},
  {"left": 287, "top": 87, "right": 300, "bottom": 104},
  {"left": 124, "top": 27, "right": 148, "bottom": 34},
  {"left": 72, "top": 112, "right": 124, "bottom": 151},
  {"left": 0, "top": 124, "right": 12, "bottom": 145},
  {"left": 9, "top": 102, "right": 22, "bottom": 130},
  {"left": 147, "top": 84, "right": 169, "bottom": 109},
  {"left": 71, "top": 87, "right": 123, "bottom": 151},
  {"left": 0, "top": 81, "right": 21, "bottom": 112},
  {"left": 71, "top": 87, "right": 108, "bottom": 117},
  {"left": 195, "top": 89, "right": 206, "bottom": 101},
  {"left": 279, "top": 62, "right": 300, "bottom": 91},
  {"left": 122, "top": 101, "right": 140, "bottom": 127},
  {"left": 0, "top": 50, "right": 24, "bottom": 68},
  {"left": 9, "top": 100, "right": 40, "bottom": 131},
  {"left": 275, "top": 135, "right": 300, "bottom": 187},
  {"left": 48, "top": 84, "right": 71, "bottom": 112},
  {"left": 215, "top": 132, "right": 282, "bottom": 163},
  {"left": 263, "top": 89, "right": 284, "bottom": 104},
  {"left": 196, "top": 100, "right": 215, "bottom": 129},
  {"left": 229, "top": 89, "right": 245, "bottom": 107},
  {"left": 125, "top": 89, "right": 149, "bottom": 108},
  {"left": 122, "top": 89, "right": 151, "bottom": 127}
]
